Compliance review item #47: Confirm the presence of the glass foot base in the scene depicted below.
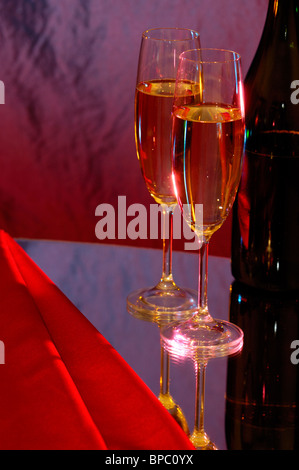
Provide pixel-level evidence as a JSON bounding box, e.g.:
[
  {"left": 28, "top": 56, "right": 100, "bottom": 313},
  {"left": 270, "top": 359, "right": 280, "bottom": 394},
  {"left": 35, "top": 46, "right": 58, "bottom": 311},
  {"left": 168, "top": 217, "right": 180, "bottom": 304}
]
[
  {"left": 190, "top": 430, "right": 218, "bottom": 450},
  {"left": 126, "top": 284, "right": 198, "bottom": 324},
  {"left": 161, "top": 315, "right": 244, "bottom": 361}
]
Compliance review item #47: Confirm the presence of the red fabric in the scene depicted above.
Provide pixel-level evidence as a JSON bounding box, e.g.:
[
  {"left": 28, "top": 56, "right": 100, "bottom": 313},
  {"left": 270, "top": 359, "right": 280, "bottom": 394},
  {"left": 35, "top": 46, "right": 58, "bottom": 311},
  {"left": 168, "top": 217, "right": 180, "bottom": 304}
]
[{"left": 0, "top": 230, "right": 195, "bottom": 450}]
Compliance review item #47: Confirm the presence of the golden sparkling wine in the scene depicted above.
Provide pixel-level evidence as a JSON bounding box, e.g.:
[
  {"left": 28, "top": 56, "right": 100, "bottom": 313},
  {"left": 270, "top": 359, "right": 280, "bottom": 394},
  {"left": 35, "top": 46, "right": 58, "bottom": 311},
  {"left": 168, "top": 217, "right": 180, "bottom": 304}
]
[
  {"left": 135, "top": 79, "right": 177, "bottom": 206},
  {"left": 172, "top": 103, "right": 244, "bottom": 240},
  {"left": 128, "top": 29, "right": 201, "bottom": 322}
]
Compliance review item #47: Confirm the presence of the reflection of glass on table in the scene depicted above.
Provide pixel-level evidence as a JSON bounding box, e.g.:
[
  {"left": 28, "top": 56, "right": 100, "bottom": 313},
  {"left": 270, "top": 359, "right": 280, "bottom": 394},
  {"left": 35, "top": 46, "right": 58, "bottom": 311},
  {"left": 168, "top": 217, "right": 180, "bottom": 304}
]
[
  {"left": 21, "top": 240, "right": 233, "bottom": 450},
  {"left": 128, "top": 306, "right": 190, "bottom": 436}
]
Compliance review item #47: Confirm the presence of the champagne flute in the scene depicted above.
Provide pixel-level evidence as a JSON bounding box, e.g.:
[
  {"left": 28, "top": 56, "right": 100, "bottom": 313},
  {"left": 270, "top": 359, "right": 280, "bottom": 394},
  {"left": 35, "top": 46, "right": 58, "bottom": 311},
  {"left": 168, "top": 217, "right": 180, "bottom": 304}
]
[
  {"left": 161, "top": 48, "right": 245, "bottom": 449},
  {"left": 127, "top": 28, "right": 201, "bottom": 322}
]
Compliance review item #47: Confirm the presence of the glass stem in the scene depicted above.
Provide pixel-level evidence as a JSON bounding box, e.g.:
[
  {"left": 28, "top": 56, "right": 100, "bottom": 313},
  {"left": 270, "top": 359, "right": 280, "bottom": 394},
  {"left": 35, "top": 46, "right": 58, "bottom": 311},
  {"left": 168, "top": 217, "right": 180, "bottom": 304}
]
[
  {"left": 191, "top": 360, "right": 209, "bottom": 448},
  {"left": 159, "top": 342, "right": 176, "bottom": 412},
  {"left": 198, "top": 242, "right": 211, "bottom": 319},
  {"left": 160, "top": 204, "right": 175, "bottom": 287},
  {"left": 160, "top": 345, "right": 170, "bottom": 397}
]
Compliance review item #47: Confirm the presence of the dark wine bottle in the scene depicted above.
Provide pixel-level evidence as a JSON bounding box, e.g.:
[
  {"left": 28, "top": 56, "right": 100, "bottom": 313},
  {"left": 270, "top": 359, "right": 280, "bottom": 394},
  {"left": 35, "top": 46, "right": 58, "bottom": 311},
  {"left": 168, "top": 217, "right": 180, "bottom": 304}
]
[
  {"left": 225, "top": 281, "right": 299, "bottom": 450},
  {"left": 231, "top": 0, "right": 299, "bottom": 291}
]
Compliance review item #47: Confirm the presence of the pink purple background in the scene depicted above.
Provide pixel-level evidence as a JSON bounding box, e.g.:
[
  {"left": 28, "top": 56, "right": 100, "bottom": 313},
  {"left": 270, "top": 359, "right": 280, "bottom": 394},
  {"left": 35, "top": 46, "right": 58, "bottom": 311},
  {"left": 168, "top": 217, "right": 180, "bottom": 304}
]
[{"left": 0, "top": 0, "right": 268, "bottom": 256}]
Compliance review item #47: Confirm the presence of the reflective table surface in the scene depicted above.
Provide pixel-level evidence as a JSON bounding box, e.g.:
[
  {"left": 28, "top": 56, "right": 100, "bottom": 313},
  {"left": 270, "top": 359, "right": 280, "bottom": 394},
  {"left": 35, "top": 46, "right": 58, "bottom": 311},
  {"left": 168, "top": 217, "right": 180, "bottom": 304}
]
[{"left": 19, "top": 239, "right": 235, "bottom": 450}]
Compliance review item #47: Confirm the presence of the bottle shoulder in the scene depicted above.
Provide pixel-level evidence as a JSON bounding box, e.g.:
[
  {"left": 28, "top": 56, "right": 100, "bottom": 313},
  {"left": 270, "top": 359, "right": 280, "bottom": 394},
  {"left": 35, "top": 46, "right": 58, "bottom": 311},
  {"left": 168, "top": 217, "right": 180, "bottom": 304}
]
[{"left": 244, "top": 43, "right": 299, "bottom": 155}]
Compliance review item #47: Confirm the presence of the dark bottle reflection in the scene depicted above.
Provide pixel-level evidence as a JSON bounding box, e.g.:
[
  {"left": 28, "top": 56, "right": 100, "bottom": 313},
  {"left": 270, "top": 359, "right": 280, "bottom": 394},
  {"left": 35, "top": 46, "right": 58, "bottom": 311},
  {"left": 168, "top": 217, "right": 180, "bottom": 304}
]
[{"left": 225, "top": 281, "right": 299, "bottom": 450}]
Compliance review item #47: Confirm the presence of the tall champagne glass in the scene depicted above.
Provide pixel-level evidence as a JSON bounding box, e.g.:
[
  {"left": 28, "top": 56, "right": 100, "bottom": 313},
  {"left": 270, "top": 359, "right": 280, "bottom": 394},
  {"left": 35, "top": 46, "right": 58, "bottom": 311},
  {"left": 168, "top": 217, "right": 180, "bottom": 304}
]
[
  {"left": 127, "top": 28, "right": 201, "bottom": 322},
  {"left": 161, "top": 49, "right": 245, "bottom": 449}
]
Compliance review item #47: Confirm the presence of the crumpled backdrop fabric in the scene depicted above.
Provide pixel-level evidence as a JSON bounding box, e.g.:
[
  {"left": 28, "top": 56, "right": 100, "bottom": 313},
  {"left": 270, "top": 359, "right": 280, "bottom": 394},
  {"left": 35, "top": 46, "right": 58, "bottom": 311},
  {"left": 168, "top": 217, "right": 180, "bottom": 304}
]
[{"left": 0, "top": 229, "right": 195, "bottom": 449}]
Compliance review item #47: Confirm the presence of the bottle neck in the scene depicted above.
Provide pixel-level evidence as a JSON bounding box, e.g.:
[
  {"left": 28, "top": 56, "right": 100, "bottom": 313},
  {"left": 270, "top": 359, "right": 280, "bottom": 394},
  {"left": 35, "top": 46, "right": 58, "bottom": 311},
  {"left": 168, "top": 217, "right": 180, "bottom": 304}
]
[
  {"left": 246, "top": 0, "right": 298, "bottom": 84},
  {"left": 262, "top": 0, "right": 298, "bottom": 43},
  {"left": 245, "top": 0, "right": 299, "bottom": 155}
]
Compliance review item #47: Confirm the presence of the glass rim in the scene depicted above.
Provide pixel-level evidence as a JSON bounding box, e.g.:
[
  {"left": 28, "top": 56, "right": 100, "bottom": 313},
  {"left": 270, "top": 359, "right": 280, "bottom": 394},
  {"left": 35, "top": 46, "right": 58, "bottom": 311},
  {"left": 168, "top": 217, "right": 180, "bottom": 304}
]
[
  {"left": 142, "top": 27, "right": 200, "bottom": 41},
  {"left": 179, "top": 48, "right": 241, "bottom": 63}
]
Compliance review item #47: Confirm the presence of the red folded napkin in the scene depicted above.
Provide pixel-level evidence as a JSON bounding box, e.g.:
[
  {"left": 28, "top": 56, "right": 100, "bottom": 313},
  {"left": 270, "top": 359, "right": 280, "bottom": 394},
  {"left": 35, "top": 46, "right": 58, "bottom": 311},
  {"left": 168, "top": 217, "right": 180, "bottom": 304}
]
[{"left": 0, "top": 230, "right": 194, "bottom": 450}]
